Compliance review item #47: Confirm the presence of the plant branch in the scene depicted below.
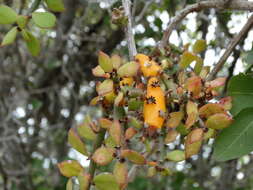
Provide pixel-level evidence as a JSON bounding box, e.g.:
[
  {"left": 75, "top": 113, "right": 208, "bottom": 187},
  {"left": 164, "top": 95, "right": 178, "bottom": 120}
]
[
  {"left": 29, "top": 0, "right": 42, "bottom": 13},
  {"left": 122, "top": 0, "right": 137, "bottom": 60},
  {"left": 135, "top": 0, "right": 154, "bottom": 23},
  {"left": 159, "top": 0, "right": 253, "bottom": 49},
  {"left": 207, "top": 14, "right": 253, "bottom": 81}
]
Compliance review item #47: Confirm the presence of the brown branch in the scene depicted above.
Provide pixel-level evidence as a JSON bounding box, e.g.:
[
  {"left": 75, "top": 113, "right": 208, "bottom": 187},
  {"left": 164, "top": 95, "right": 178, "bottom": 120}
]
[
  {"left": 159, "top": 0, "right": 253, "bottom": 49},
  {"left": 122, "top": 0, "right": 137, "bottom": 60},
  {"left": 207, "top": 14, "right": 253, "bottom": 80}
]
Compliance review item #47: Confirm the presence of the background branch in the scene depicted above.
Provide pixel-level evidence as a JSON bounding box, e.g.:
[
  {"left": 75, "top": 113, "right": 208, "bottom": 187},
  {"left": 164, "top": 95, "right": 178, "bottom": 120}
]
[
  {"left": 29, "top": 0, "right": 41, "bottom": 13},
  {"left": 159, "top": 0, "right": 253, "bottom": 49},
  {"left": 207, "top": 14, "right": 253, "bottom": 80},
  {"left": 122, "top": 0, "right": 137, "bottom": 60}
]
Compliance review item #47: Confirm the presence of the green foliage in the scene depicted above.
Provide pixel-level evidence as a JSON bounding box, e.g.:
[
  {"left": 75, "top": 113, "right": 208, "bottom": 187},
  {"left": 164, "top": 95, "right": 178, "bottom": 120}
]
[
  {"left": 213, "top": 74, "right": 253, "bottom": 161},
  {"left": 213, "top": 108, "right": 253, "bottom": 161},
  {"left": 1, "top": 27, "right": 18, "bottom": 46},
  {"left": 58, "top": 160, "right": 84, "bottom": 177},
  {"left": 228, "top": 74, "right": 253, "bottom": 116},
  {"left": 32, "top": 12, "right": 56, "bottom": 29},
  {"left": 192, "top": 39, "right": 207, "bottom": 54},
  {"left": 68, "top": 128, "right": 88, "bottom": 156},
  {"left": 94, "top": 173, "right": 120, "bottom": 190},
  {"left": 23, "top": 30, "right": 41, "bottom": 56},
  {"left": 45, "top": 0, "right": 65, "bottom": 12},
  {"left": 0, "top": 5, "right": 17, "bottom": 24}
]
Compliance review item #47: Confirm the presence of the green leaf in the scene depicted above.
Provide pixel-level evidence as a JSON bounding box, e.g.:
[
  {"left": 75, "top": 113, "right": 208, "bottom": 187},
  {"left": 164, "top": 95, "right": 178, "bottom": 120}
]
[
  {"left": 98, "top": 51, "right": 113, "bottom": 73},
  {"left": 94, "top": 173, "right": 120, "bottom": 190},
  {"left": 192, "top": 39, "right": 207, "bottom": 54},
  {"left": 117, "top": 61, "right": 139, "bottom": 77},
  {"left": 22, "top": 30, "right": 40, "bottom": 56},
  {"left": 121, "top": 149, "right": 146, "bottom": 165},
  {"left": 0, "top": 5, "right": 17, "bottom": 24},
  {"left": 57, "top": 160, "right": 83, "bottom": 177},
  {"left": 179, "top": 51, "right": 203, "bottom": 74},
  {"left": 228, "top": 74, "right": 253, "bottom": 116},
  {"left": 45, "top": 0, "right": 65, "bottom": 12},
  {"left": 179, "top": 51, "right": 196, "bottom": 69},
  {"left": 213, "top": 108, "right": 253, "bottom": 161},
  {"left": 77, "top": 115, "right": 96, "bottom": 140},
  {"left": 1, "top": 27, "right": 18, "bottom": 46},
  {"left": 193, "top": 57, "right": 203, "bottom": 75},
  {"left": 32, "top": 12, "right": 56, "bottom": 29},
  {"left": 68, "top": 128, "right": 88, "bottom": 156},
  {"left": 16, "top": 15, "right": 28, "bottom": 29},
  {"left": 128, "top": 98, "right": 143, "bottom": 111},
  {"left": 166, "top": 150, "right": 185, "bottom": 162},
  {"left": 205, "top": 113, "right": 233, "bottom": 130}
]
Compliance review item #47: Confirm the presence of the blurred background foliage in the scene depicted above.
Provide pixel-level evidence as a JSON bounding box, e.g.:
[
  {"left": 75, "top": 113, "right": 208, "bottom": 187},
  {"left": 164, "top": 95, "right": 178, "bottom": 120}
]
[{"left": 0, "top": 0, "right": 253, "bottom": 190}]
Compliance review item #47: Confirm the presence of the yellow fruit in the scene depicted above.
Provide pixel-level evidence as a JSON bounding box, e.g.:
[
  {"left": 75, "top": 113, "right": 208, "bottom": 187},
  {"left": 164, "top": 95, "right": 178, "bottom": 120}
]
[
  {"left": 135, "top": 54, "right": 161, "bottom": 77},
  {"left": 120, "top": 77, "right": 134, "bottom": 87},
  {"left": 144, "top": 77, "right": 166, "bottom": 129}
]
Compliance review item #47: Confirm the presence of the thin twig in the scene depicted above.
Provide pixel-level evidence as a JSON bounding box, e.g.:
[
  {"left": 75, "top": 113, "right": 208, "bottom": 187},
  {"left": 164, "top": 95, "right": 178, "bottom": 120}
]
[
  {"left": 159, "top": 0, "right": 253, "bottom": 49},
  {"left": 207, "top": 14, "right": 253, "bottom": 81},
  {"left": 122, "top": 0, "right": 137, "bottom": 60},
  {"left": 135, "top": 0, "right": 154, "bottom": 23}
]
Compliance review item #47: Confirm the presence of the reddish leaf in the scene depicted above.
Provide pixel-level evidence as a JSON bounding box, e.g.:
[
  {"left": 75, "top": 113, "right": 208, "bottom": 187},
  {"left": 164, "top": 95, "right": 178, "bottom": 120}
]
[
  {"left": 185, "top": 101, "right": 198, "bottom": 128},
  {"left": 78, "top": 172, "right": 91, "bottom": 190},
  {"left": 165, "top": 130, "right": 179, "bottom": 143},
  {"left": 92, "top": 147, "right": 115, "bottom": 166},
  {"left": 167, "top": 112, "right": 184, "bottom": 128},
  {"left": 187, "top": 128, "right": 204, "bottom": 144},
  {"left": 125, "top": 127, "right": 137, "bottom": 140},
  {"left": 109, "top": 120, "right": 122, "bottom": 146},
  {"left": 96, "top": 79, "right": 114, "bottom": 96},
  {"left": 186, "top": 76, "right": 202, "bottom": 98},
  {"left": 92, "top": 65, "right": 109, "bottom": 78},
  {"left": 113, "top": 162, "right": 128, "bottom": 190},
  {"left": 205, "top": 77, "right": 226, "bottom": 89},
  {"left": 114, "top": 92, "right": 124, "bottom": 106},
  {"left": 185, "top": 132, "right": 203, "bottom": 159},
  {"left": 99, "top": 118, "right": 113, "bottom": 129},
  {"left": 219, "top": 96, "right": 232, "bottom": 110}
]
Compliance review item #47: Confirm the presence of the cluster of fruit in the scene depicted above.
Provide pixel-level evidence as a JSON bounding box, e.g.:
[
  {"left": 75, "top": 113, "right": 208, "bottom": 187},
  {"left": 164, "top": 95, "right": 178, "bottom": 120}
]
[{"left": 58, "top": 41, "right": 233, "bottom": 189}]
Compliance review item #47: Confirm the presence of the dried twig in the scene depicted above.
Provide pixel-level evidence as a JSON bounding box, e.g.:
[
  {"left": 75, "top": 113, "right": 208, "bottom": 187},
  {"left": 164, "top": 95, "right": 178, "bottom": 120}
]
[
  {"left": 159, "top": 0, "right": 253, "bottom": 49},
  {"left": 207, "top": 14, "right": 253, "bottom": 80},
  {"left": 122, "top": 0, "right": 137, "bottom": 60}
]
